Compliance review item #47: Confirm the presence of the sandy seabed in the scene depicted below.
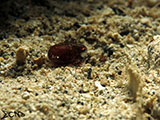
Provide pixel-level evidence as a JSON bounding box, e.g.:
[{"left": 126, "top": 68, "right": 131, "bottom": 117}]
[{"left": 0, "top": 0, "right": 160, "bottom": 119}]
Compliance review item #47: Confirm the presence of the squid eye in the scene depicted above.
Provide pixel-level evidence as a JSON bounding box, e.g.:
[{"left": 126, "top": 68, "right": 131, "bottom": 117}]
[{"left": 80, "top": 46, "right": 86, "bottom": 52}]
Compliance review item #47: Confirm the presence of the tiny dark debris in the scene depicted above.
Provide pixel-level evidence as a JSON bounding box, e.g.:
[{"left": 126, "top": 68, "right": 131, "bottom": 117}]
[
  {"left": 118, "top": 71, "right": 122, "bottom": 75},
  {"left": 87, "top": 68, "right": 92, "bottom": 79},
  {"left": 103, "top": 47, "right": 113, "bottom": 57},
  {"left": 120, "top": 43, "right": 124, "bottom": 48},
  {"left": 86, "top": 37, "right": 97, "bottom": 44},
  {"left": 77, "top": 101, "right": 84, "bottom": 105},
  {"left": 99, "top": 53, "right": 106, "bottom": 62},
  {"left": 35, "top": 93, "right": 39, "bottom": 96},
  {"left": 90, "top": 59, "right": 96, "bottom": 66},
  {"left": 0, "top": 32, "right": 8, "bottom": 40},
  {"left": 120, "top": 30, "right": 130, "bottom": 36},
  {"left": 111, "top": 7, "right": 126, "bottom": 16}
]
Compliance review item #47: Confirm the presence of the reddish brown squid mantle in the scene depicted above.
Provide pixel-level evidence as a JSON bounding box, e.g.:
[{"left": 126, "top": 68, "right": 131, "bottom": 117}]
[{"left": 48, "top": 44, "right": 87, "bottom": 66}]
